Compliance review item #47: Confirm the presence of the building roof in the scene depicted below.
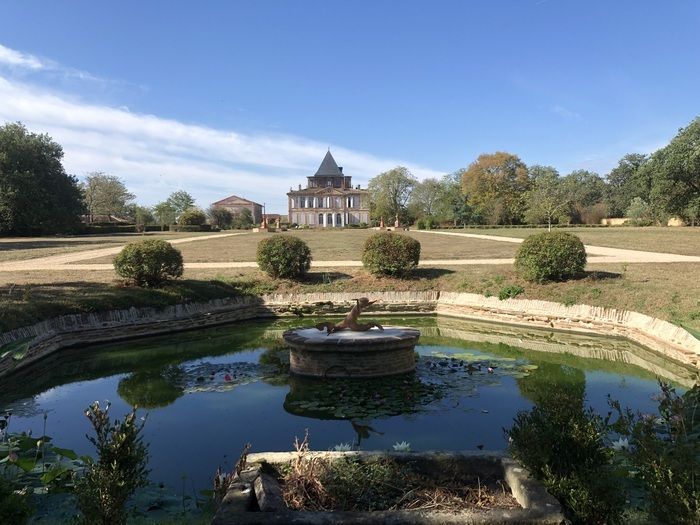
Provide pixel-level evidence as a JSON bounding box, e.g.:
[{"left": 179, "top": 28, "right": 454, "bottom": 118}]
[
  {"left": 314, "top": 150, "right": 343, "bottom": 177},
  {"left": 211, "top": 194, "right": 262, "bottom": 207},
  {"left": 287, "top": 186, "right": 368, "bottom": 196}
]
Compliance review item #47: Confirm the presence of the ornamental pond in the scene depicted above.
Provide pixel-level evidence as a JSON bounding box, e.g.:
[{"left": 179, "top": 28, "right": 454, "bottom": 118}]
[{"left": 1, "top": 316, "right": 696, "bottom": 511}]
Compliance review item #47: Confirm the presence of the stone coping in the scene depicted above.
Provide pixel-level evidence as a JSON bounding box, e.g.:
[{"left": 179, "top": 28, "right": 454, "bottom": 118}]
[
  {"left": 283, "top": 326, "right": 421, "bottom": 348},
  {"left": 211, "top": 450, "right": 566, "bottom": 525},
  {"left": 1, "top": 290, "right": 698, "bottom": 378}
]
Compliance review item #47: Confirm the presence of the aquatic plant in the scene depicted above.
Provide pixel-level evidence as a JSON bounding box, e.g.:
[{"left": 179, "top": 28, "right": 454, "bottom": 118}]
[
  {"left": 332, "top": 443, "right": 353, "bottom": 452},
  {"left": 74, "top": 401, "right": 149, "bottom": 525},
  {"left": 392, "top": 441, "right": 411, "bottom": 452}
]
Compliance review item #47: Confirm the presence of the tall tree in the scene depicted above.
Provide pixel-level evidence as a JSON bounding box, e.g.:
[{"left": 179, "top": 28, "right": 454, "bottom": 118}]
[
  {"left": 648, "top": 117, "right": 700, "bottom": 219},
  {"left": 605, "top": 153, "right": 649, "bottom": 217},
  {"left": 461, "top": 152, "right": 529, "bottom": 224},
  {"left": 409, "top": 178, "right": 446, "bottom": 220},
  {"left": 131, "top": 205, "right": 154, "bottom": 232},
  {"left": 165, "top": 190, "right": 195, "bottom": 215},
  {"left": 81, "top": 172, "right": 135, "bottom": 222},
  {"left": 152, "top": 201, "right": 177, "bottom": 226},
  {"left": 561, "top": 170, "right": 607, "bottom": 224},
  {"left": 368, "top": 166, "right": 417, "bottom": 223},
  {"left": 0, "top": 122, "right": 84, "bottom": 234},
  {"left": 523, "top": 166, "right": 568, "bottom": 229},
  {"left": 234, "top": 207, "right": 254, "bottom": 229},
  {"left": 207, "top": 206, "right": 234, "bottom": 228}
]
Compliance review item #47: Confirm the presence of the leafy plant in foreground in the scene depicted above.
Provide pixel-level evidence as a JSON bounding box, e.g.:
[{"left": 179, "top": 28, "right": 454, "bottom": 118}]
[
  {"left": 506, "top": 383, "right": 625, "bottom": 524},
  {"left": 74, "top": 401, "right": 149, "bottom": 525},
  {"left": 610, "top": 381, "right": 699, "bottom": 525}
]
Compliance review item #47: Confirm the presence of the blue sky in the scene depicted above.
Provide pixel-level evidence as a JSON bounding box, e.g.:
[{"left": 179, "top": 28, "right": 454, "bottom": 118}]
[{"left": 1, "top": 0, "right": 698, "bottom": 213}]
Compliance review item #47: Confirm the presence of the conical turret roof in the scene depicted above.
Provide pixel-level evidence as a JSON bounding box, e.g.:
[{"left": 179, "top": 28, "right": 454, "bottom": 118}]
[{"left": 314, "top": 150, "right": 343, "bottom": 176}]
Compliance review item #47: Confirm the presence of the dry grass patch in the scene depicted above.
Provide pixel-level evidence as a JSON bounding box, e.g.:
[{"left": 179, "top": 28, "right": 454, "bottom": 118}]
[
  {"left": 0, "top": 231, "right": 217, "bottom": 262},
  {"left": 0, "top": 261, "right": 697, "bottom": 335},
  {"left": 280, "top": 433, "right": 518, "bottom": 513},
  {"left": 83, "top": 229, "right": 517, "bottom": 264},
  {"left": 455, "top": 226, "right": 700, "bottom": 255}
]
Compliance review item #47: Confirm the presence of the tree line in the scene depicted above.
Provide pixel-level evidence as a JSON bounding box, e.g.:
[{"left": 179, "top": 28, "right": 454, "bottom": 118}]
[
  {"left": 0, "top": 122, "right": 252, "bottom": 234},
  {"left": 369, "top": 117, "right": 700, "bottom": 227},
  {"left": 2, "top": 117, "right": 698, "bottom": 235}
]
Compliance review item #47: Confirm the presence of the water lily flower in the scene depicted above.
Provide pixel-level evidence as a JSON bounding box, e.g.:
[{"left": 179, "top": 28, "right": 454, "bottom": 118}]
[
  {"left": 393, "top": 441, "right": 411, "bottom": 452},
  {"left": 333, "top": 443, "right": 352, "bottom": 452},
  {"left": 611, "top": 437, "right": 629, "bottom": 451}
]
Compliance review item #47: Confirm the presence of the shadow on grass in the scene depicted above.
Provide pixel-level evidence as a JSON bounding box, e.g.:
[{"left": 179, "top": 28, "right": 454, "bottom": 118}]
[
  {"left": 410, "top": 268, "right": 456, "bottom": 280},
  {"left": 299, "top": 271, "right": 354, "bottom": 285},
  {"left": 584, "top": 270, "right": 623, "bottom": 281}
]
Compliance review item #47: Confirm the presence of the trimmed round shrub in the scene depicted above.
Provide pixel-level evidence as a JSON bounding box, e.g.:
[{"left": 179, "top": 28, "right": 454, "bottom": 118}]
[
  {"left": 257, "top": 235, "right": 312, "bottom": 279},
  {"left": 178, "top": 207, "right": 207, "bottom": 225},
  {"left": 362, "top": 232, "right": 421, "bottom": 278},
  {"left": 113, "top": 239, "right": 184, "bottom": 287},
  {"left": 515, "top": 232, "right": 586, "bottom": 283}
]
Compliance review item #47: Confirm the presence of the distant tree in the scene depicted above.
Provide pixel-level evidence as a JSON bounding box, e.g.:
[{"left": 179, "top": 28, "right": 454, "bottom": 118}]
[
  {"left": 561, "top": 170, "right": 606, "bottom": 224},
  {"left": 152, "top": 201, "right": 177, "bottom": 226},
  {"left": 523, "top": 166, "right": 569, "bottom": 230},
  {"left": 131, "top": 205, "right": 154, "bottom": 232},
  {"left": 683, "top": 197, "right": 700, "bottom": 226},
  {"left": 233, "top": 207, "right": 254, "bottom": 229},
  {"left": 461, "top": 152, "right": 529, "bottom": 225},
  {"left": 409, "top": 178, "right": 446, "bottom": 221},
  {"left": 0, "top": 122, "right": 84, "bottom": 234},
  {"left": 165, "top": 190, "right": 195, "bottom": 216},
  {"left": 81, "top": 172, "right": 135, "bottom": 222},
  {"left": 178, "top": 207, "right": 207, "bottom": 225},
  {"left": 625, "top": 197, "right": 653, "bottom": 224},
  {"left": 648, "top": 117, "right": 700, "bottom": 218},
  {"left": 207, "top": 206, "right": 234, "bottom": 228},
  {"left": 605, "top": 153, "right": 649, "bottom": 217},
  {"left": 368, "top": 166, "right": 417, "bottom": 224}
]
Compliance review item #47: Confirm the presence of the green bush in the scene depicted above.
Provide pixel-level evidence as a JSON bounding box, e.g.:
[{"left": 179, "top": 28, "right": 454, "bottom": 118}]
[
  {"left": 361, "top": 232, "right": 421, "bottom": 278},
  {"left": 507, "top": 386, "right": 625, "bottom": 524},
  {"left": 498, "top": 284, "right": 524, "bottom": 300},
  {"left": 256, "top": 236, "right": 312, "bottom": 279},
  {"left": 178, "top": 207, "right": 207, "bottom": 225},
  {"left": 169, "top": 224, "right": 212, "bottom": 232},
  {"left": 610, "top": 382, "right": 700, "bottom": 525},
  {"left": 83, "top": 225, "right": 137, "bottom": 234},
  {"left": 74, "top": 402, "right": 149, "bottom": 525},
  {"left": 415, "top": 218, "right": 426, "bottom": 230},
  {"left": 113, "top": 239, "right": 184, "bottom": 287},
  {"left": 0, "top": 478, "right": 32, "bottom": 525},
  {"left": 514, "top": 231, "right": 586, "bottom": 282}
]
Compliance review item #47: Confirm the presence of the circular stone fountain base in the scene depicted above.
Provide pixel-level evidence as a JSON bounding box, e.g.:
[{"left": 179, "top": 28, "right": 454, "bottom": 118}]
[{"left": 283, "top": 326, "right": 421, "bottom": 378}]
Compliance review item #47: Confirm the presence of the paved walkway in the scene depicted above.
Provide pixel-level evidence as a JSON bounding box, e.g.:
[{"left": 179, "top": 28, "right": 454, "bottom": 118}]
[{"left": 0, "top": 230, "right": 697, "bottom": 272}]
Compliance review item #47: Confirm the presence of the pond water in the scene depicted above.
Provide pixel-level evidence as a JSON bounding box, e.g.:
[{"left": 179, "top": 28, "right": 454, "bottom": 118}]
[{"left": 1, "top": 316, "right": 696, "bottom": 495}]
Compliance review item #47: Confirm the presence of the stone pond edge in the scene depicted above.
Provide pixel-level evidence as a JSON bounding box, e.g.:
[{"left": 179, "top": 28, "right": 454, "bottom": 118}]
[{"left": 1, "top": 290, "right": 698, "bottom": 377}]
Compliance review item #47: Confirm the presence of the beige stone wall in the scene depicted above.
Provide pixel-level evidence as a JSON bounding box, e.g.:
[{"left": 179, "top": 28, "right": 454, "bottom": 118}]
[{"left": 1, "top": 290, "right": 698, "bottom": 378}]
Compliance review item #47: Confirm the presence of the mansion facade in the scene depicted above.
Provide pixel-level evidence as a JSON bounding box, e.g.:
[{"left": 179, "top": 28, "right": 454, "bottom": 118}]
[{"left": 287, "top": 151, "right": 370, "bottom": 227}]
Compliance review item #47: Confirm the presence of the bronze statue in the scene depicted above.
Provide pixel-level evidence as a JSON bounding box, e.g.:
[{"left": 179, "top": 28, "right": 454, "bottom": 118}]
[{"left": 315, "top": 297, "right": 384, "bottom": 334}]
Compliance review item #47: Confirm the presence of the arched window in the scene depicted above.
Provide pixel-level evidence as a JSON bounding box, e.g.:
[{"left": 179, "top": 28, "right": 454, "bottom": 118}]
[
  {"left": 318, "top": 213, "right": 324, "bottom": 226},
  {"left": 336, "top": 213, "right": 342, "bottom": 227}
]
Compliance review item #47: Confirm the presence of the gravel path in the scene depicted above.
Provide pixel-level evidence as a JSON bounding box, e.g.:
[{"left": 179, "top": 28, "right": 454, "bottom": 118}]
[{"left": 0, "top": 230, "right": 697, "bottom": 272}]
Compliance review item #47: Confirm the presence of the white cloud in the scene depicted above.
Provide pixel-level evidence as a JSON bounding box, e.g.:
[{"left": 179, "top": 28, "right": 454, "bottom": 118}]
[
  {"left": 0, "top": 44, "right": 45, "bottom": 70},
  {"left": 552, "top": 105, "right": 581, "bottom": 119},
  {"left": 0, "top": 73, "right": 445, "bottom": 213}
]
